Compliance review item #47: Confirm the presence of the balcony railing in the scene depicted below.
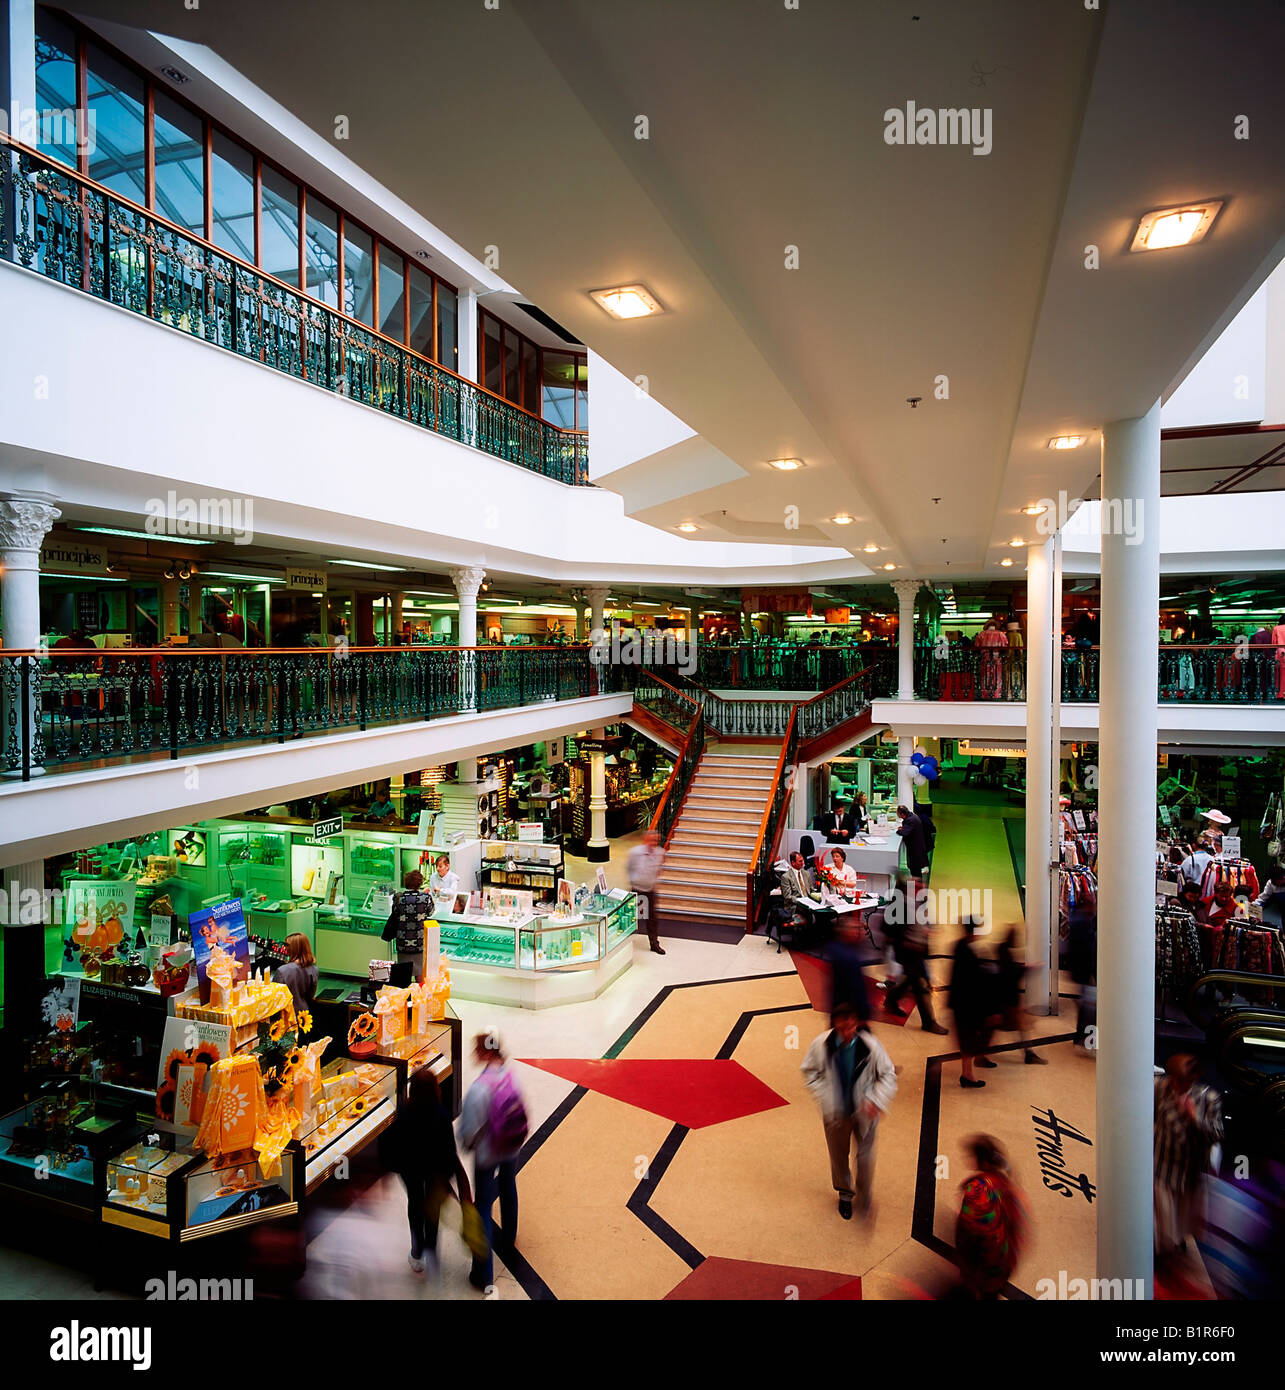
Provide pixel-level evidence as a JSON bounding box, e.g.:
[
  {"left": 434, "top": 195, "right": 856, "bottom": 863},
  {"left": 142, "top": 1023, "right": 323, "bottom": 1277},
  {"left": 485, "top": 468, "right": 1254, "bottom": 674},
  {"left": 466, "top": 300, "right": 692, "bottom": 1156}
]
[
  {"left": 0, "top": 138, "right": 588, "bottom": 487},
  {"left": 0, "top": 645, "right": 619, "bottom": 779},
  {"left": 688, "top": 643, "right": 897, "bottom": 694},
  {"left": 910, "top": 644, "right": 1285, "bottom": 705}
]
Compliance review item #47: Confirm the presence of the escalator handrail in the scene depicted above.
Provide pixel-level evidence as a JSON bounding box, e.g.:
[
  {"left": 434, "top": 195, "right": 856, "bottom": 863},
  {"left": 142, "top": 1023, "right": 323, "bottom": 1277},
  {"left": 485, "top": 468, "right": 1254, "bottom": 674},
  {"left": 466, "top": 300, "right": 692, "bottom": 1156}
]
[{"left": 1184, "top": 969, "right": 1285, "bottom": 1029}]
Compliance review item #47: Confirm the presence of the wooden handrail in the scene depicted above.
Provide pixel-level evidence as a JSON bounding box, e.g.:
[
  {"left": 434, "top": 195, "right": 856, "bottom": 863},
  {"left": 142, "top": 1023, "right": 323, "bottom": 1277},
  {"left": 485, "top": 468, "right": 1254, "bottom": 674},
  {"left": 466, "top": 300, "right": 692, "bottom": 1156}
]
[
  {"left": 0, "top": 132, "right": 586, "bottom": 439},
  {"left": 635, "top": 671, "right": 703, "bottom": 708},
  {"left": 647, "top": 705, "right": 703, "bottom": 841},
  {"left": 747, "top": 703, "right": 798, "bottom": 871}
]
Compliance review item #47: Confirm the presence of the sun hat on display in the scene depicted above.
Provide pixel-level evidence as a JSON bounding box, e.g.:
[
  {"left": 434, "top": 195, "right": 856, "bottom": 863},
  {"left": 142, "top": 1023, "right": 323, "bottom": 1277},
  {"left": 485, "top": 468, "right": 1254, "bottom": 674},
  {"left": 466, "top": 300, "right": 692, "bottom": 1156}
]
[{"left": 1201, "top": 809, "right": 1232, "bottom": 825}]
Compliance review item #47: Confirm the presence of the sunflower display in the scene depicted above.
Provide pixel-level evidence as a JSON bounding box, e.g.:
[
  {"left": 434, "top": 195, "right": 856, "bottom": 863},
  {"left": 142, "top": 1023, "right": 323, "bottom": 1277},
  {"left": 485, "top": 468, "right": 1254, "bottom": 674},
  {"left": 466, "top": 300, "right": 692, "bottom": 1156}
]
[
  {"left": 296, "top": 1010, "right": 313, "bottom": 1037},
  {"left": 347, "top": 1012, "right": 378, "bottom": 1045},
  {"left": 267, "top": 1016, "right": 287, "bottom": 1043}
]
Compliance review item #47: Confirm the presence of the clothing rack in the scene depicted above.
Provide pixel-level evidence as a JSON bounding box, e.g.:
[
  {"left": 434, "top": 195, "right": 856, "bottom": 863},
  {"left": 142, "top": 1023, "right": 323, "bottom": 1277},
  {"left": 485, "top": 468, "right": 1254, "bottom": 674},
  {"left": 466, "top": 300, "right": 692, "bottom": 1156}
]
[
  {"left": 1155, "top": 905, "right": 1201, "bottom": 1021},
  {"left": 1198, "top": 856, "right": 1261, "bottom": 902},
  {"left": 1058, "top": 865, "right": 1097, "bottom": 927}
]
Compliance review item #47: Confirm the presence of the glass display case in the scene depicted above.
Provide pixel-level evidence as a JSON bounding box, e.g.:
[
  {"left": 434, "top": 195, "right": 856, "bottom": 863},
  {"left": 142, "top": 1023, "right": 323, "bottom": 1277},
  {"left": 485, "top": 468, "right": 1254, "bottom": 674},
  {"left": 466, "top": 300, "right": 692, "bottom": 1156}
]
[
  {"left": 102, "top": 1133, "right": 201, "bottom": 1233},
  {"left": 183, "top": 1153, "right": 298, "bottom": 1236},
  {"left": 216, "top": 826, "right": 290, "bottom": 896},
  {"left": 299, "top": 1058, "right": 398, "bottom": 1191},
  {"left": 590, "top": 891, "right": 638, "bottom": 953},
  {"left": 0, "top": 1093, "right": 103, "bottom": 1210},
  {"left": 347, "top": 835, "right": 399, "bottom": 886},
  {"left": 436, "top": 915, "right": 523, "bottom": 968},
  {"left": 314, "top": 911, "right": 393, "bottom": 977},
  {"left": 519, "top": 916, "right": 603, "bottom": 970},
  {"left": 376, "top": 1019, "right": 454, "bottom": 1102}
]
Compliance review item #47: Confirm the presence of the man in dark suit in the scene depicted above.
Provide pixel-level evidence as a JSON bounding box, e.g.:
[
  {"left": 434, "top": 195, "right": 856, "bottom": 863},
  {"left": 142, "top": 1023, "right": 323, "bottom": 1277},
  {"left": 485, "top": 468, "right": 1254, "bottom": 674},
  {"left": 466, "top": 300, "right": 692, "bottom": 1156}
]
[
  {"left": 896, "top": 804, "right": 930, "bottom": 879},
  {"left": 812, "top": 800, "right": 855, "bottom": 844}
]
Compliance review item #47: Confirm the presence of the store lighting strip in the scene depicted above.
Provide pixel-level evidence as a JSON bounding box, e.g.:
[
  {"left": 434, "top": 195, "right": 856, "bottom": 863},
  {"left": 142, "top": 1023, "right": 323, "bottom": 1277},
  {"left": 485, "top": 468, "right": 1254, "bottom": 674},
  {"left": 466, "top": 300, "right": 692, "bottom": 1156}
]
[
  {"left": 330, "top": 559, "right": 409, "bottom": 572},
  {"left": 74, "top": 525, "right": 215, "bottom": 545}
]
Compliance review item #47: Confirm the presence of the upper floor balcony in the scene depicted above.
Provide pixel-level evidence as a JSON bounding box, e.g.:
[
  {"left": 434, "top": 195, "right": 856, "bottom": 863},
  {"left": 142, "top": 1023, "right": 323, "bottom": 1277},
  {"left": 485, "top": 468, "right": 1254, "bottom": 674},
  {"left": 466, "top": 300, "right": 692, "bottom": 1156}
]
[{"left": 0, "top": 138, "right": 588, "bottom": 486}]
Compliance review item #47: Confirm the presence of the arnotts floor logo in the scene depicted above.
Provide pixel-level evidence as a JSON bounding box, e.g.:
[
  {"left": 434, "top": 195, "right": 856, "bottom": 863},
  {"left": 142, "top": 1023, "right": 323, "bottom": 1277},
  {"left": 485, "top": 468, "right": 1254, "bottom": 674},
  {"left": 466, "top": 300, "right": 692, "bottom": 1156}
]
[
  {"left": 50, "top": 1322, "right": 151, "bottom": 1371},
  {"left": 883, "top": 101, "right": 992, "bottom": 156},
  {"left": 144, "top": 492, "right": 254, "bottom": 544}
]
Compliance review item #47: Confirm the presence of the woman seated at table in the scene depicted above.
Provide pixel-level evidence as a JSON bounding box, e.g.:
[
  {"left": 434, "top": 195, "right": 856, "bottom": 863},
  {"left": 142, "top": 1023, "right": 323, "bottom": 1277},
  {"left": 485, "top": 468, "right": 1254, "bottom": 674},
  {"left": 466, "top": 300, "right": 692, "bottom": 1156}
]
[{"left": 819, "top": 847, "right": 859, "bottom": 901}]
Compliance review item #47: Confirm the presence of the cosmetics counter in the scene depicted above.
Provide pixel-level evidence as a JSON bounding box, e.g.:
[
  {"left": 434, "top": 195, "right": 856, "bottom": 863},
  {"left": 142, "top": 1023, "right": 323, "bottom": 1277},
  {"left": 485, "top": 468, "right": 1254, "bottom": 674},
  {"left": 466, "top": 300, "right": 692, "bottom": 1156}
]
[{"left": 436, "top": 890, "right": 639, "bottom": 1008}]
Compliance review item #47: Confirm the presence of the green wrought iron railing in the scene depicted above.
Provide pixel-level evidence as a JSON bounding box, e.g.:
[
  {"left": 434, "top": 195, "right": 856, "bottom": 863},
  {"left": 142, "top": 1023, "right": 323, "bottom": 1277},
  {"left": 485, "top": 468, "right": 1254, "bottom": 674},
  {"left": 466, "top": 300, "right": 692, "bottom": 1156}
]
[
  {"left": 0, "top": 137, "right": 588, "bottom": 486},
  {"left": 0, "top": 645, "right": 621, "bottom": 779}
]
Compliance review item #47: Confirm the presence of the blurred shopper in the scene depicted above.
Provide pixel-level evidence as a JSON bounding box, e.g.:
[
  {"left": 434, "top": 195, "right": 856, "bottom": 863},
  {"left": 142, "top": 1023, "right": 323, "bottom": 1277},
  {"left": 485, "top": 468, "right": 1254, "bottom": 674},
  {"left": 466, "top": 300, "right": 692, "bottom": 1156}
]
[
  {"left": 385, "top": 1068, "right": 464, "bottom": 1274},
  {"left": 460, "top": 1031, "right": 529, "bottom": 1290},
  {"left": 1154, "top": 1054, "right": 1223, "bottom": 1265},
  {"left": 950, "top": 916, "right": 999, "bottom": 1088},
  {"left": 993, "top": 924, "right": 1048, "bottom": 1064},
  {"left": 954, "top": 1135, "right": 1029, "bottom": 1298},
  {"left": 273, "top": 932, "right": 317, "bottom": 1018},
  {"left": 627, "top": 829, "right": 667, "bottom": 955},
  {"left": 1067, "top": 901, "right": 1098, "bottom": 1054},
  {"left": 883, "top": 895, "right": 948, "bottom": 1035},
  {"left": 801, "top": 1001, "right": 897, "bottom": 1220},
  {"left": 827, "top": 915, "right": 874, "bottom": 1025}
]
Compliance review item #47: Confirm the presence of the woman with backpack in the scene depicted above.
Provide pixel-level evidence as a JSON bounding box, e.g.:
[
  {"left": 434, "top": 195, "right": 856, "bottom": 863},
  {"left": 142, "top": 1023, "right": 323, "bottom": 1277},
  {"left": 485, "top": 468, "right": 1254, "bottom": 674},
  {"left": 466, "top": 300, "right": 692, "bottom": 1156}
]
[{"left": 460, "top": 1031, "right": 529, "bottom": 1291}]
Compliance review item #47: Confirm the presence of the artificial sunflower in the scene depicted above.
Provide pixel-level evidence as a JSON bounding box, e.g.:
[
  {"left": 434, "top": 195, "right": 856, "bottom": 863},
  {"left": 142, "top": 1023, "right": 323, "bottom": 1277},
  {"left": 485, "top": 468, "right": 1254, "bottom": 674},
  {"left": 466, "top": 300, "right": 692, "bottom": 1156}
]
[
  {"left": 296, "top": 1010, "right": 313, "bottom": 1037},
  {"left": 268, "top": 1016, "right": 287, "bottom": 1042},
  {"left": 285, "top": 1046, "right": 306, "bottom": 1071},
  {"left": 347, "top": 1012, "right": 378, "bottom": 1044}
]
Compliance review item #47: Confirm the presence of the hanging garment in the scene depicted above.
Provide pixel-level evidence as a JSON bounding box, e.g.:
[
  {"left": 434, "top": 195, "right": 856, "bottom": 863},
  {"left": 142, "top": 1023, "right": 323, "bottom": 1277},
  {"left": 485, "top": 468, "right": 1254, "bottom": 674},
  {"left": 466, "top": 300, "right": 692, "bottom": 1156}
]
[{"left": 1199, "top": 858, "right": 1261, "bottom": 903}]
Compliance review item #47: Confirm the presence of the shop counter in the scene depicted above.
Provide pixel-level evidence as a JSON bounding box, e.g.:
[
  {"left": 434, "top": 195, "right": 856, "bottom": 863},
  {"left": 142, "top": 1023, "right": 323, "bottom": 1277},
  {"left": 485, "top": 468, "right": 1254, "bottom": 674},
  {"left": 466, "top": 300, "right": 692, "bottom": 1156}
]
[
  {"left": 314, "top": 910, "right": 393, "bottom": 978},
  {"left": 246, "top": 901, "right": 316, "bottom": 949},
  {"left": 433, "top": 892, "right": 638, "bottom": 1008}
]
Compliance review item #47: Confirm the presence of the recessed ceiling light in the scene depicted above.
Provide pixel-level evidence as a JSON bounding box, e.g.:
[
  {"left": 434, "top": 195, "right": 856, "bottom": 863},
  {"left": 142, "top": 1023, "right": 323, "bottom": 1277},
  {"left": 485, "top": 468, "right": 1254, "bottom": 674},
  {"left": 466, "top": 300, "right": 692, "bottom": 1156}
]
[
  {"left": 589, "top": 284, "right": 663, "bottom": 320},
  {"left": 1022, "top": 504, "right": 1046, "bottom": 516},
  {"left": 1008, "top": 538, "right": 1025, "bottom": 548},
  {"left": 830, "top": 513, "right": 854, "bottom": 525},
  {"left": 675, "top": 522, "right": 699, "bottom": 533},
  {"left": 1130, "top": 201, "right": 1223, "bottom": 253},
  {"left": 330, "top": 558, "right": 407, "bottom": 571},
  {"left": 767, "top": 458, "right": 804, "bottom": 472},
  {"left": 1047, "top": 435, "right": 1087, "bottom": 450},
  {"left": 73, "top": 524, "right": 214, "bottom": 545},
  {"left": 1000, "top": 557, "right": 1015, "bottom": 567},
  {"left": 862, "top": 543, "right": 880, "bottom": 554},
  {"left": 882, "top": 562, "right": 897, "bottom": 571}
]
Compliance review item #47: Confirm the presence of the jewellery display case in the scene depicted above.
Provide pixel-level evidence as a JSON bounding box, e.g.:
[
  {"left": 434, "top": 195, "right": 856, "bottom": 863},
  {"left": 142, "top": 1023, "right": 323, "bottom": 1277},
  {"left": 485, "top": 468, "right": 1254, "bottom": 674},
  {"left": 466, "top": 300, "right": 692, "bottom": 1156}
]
[
  {"left": 436, "top": 914, "right": 528, "bottom": 968},
  {"left": 299, "top": 1058, "right": 398, "bottom": 1191}
]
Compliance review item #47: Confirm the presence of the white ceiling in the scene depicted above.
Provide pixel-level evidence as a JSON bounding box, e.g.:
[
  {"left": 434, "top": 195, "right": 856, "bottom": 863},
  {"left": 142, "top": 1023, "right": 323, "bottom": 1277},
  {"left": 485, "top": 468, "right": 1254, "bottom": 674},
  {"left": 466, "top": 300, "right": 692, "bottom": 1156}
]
[{"left": 71, "top": 0, "right": 1285, "bottom": 580}]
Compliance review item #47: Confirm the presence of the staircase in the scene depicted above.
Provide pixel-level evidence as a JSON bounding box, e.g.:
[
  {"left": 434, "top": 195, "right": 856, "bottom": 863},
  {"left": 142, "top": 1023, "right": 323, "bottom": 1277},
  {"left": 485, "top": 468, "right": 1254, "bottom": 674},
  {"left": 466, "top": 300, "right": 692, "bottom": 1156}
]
[{"left": 655, "top": 747, "right": 780, "bottom": 922}]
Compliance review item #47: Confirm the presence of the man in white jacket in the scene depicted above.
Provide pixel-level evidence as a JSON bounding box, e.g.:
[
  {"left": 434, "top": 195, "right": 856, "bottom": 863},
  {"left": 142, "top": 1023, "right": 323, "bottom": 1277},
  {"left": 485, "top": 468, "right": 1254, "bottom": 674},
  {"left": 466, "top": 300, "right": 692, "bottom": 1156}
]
[{"left": 801, "top": 1000, "right": 897, "bottom": 1220}]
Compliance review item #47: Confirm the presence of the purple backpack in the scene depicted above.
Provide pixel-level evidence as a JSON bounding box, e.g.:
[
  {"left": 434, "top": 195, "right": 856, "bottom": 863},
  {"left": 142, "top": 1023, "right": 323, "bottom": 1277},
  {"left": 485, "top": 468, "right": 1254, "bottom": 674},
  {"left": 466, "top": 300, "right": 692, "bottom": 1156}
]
[{"left": 487, "top": 1068, "right": 529, "bottom": 1153}]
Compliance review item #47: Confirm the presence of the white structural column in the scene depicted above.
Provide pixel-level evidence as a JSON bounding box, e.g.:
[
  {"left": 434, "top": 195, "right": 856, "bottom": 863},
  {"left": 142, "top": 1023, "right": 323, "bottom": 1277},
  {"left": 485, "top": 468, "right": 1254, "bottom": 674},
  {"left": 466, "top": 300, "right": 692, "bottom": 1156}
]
[
  {"left": 451, "top": 565, "right": 486, "bottom": 711},
  {"left": 1024, "top": 537, "right": 1057, "bottom": 1013},
  {"left": 1096, "top": 401, "right": 1161, "bottom": 1295},
  {"left": 0, "top": 493, "right": 60, "bottom": 776},
  {"left": 891, "top": 578, "right": 922, "bottom": 700},
  {"left": 160, "top": 578, "right": 183, "bottom": 641},
  {"left": 585, "top": 586, "right": 609, "bottom": 645},
  {"left": 457, "top": 288, "right": 479, "bottom": 381},
  {"left": 892, "top": 580, "right": 922, "bottom": 809},
  {"left": 587, "top": 744, "right": 609, "bottom": 862}
]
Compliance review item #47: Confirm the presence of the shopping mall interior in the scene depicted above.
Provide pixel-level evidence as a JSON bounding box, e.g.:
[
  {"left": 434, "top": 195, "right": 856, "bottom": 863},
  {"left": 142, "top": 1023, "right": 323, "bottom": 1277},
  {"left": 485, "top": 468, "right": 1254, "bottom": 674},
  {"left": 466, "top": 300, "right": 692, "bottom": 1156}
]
[{"left": 1, "top": 0, "right": 1284, "bottom": 1343}]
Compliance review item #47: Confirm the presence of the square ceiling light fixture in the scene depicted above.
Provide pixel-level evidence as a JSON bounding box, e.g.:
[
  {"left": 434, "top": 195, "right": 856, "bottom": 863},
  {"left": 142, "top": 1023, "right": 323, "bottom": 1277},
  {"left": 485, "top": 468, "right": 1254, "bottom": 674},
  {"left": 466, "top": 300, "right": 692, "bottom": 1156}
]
[
  {"left": 1047, "top": 434, "right": 1087, "bottom": 450},
  {"left": 767, "top": 457, "right": 804, "bottom": 472},
  {"left": 1130, "top": 201, "right": 1223, "bottom": 252},
  {"left": 675, "top": 522, "right": 700, "bottom": 533},
  {"left": 588, "top": 284, "right": 664, "bottom": 320}
]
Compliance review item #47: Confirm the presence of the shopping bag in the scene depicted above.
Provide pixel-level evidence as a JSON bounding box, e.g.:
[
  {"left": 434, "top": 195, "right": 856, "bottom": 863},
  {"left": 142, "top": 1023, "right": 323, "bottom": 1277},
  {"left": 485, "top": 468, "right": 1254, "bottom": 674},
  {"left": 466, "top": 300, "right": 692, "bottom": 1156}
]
[{"left": 459, "top": 1200, "right": 489, "bottom": 1261}]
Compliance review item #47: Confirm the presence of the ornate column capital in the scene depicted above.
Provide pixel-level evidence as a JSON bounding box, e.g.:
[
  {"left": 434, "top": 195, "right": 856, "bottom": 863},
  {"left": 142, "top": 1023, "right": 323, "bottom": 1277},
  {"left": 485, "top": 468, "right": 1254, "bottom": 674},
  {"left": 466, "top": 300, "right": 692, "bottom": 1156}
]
[
  {"left": 890, "top": 578, "right": 923, "bottom": 609},
  {"left": 583, "top": 585, "right": 611, "bottom": 605},
  {"left": 0, "top": 495, "right": 61, "bottom": 553},
  {"left": 450, "top": 565, "right": 487, "bottom": 602}
]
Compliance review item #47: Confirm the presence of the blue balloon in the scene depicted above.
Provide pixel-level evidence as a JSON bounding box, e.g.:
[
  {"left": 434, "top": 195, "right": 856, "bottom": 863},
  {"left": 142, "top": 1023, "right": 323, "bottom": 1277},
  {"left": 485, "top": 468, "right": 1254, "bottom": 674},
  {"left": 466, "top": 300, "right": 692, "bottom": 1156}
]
[{"left": 910, "top": 751, "right": 925, "bottom": 765}]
